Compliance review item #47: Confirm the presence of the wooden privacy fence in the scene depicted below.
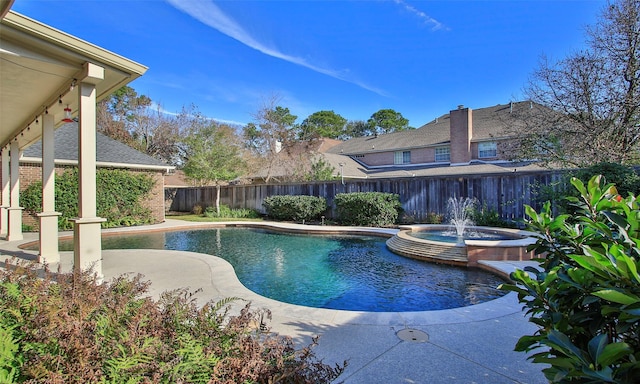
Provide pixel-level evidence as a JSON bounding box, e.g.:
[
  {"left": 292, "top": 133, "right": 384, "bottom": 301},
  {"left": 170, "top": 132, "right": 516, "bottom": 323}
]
[{"left": 165, "top": 169, "right": 568, "bottom": 222}]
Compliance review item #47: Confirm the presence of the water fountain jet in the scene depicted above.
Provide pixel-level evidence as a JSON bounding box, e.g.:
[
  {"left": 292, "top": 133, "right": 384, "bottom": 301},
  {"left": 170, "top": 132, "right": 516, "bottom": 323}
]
[{"left": 447, "top": 196, "right": 476, "bottom": 238}]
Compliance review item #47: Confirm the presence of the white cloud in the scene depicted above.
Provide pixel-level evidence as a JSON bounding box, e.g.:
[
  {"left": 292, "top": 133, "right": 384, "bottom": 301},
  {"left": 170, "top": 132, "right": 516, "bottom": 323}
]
[
  {"left": 166, "top": 0, "right": 387, "bottom": 96},
  {"left": 392, "top": 0, "right": 448, "bottom": 31}
]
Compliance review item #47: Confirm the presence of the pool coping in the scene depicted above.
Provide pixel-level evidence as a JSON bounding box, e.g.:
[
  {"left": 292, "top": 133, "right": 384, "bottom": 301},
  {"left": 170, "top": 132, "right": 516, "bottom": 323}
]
[{"left": 7, "top": 219, "right": 540, "bottom": 328}]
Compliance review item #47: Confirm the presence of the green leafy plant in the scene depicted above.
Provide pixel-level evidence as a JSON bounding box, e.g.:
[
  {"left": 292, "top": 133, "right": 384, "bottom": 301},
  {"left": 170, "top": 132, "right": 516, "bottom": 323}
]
[
  {"left": 469, "top": 202, "right": 518, "bottom": 228},
  {"left": 334, "top": 192, "right": 403, "bottom": 227},
  {"left": 0, "top": 259, "right": 345, "bottom": 383},
  {"left": 574, "top": 162, "right": 640, "bottom": 198},
  {"left": 263, "top": 195, "right": 327, "bottom": 222},
  {"left": 204, "top": 205, "right": 260, "bottom": 219},
  {"left": 305, "top": 157, "right": 336, "bottom": 181},
  {"left": 21, "top": 168, "right": 155, "bottom": 230},
  {"left": 425, "top": 211, "right": 445, "bottom": 224},
  {"left": 501, "top": 175, "right": 640, "bottom": 383}
]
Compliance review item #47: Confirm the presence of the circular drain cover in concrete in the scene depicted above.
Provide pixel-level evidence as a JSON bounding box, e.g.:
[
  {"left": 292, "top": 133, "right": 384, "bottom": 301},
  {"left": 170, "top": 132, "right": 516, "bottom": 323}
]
[{"left": 397, "top": 328, "right": 429, "bottom": 342}]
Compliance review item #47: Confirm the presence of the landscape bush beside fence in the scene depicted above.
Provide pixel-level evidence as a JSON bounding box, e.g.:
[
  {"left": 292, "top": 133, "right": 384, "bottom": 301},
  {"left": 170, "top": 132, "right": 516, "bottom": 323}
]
[
  {"left": 335, "top": 192, "right": 402, "bottom": 227},
  {"left": 263, "top": 195, "right": 327, "bottom": 222}
]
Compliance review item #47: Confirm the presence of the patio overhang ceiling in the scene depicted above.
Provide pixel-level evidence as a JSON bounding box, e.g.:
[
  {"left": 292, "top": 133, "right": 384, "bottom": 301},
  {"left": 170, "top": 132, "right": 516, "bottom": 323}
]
[{"left": 0, "top": 10, "right": 147, "bottom": 150}]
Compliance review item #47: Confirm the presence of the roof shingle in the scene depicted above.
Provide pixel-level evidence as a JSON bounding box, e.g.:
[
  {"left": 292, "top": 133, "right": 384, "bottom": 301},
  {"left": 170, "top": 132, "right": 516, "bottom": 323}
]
[{"left": 22, "top": 123, "right": 171, "bottom": 169}]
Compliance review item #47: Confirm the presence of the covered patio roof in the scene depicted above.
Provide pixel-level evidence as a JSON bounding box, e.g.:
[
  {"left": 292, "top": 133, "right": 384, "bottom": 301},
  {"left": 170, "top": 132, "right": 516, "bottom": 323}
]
[
  {"left": 1, "top": 4, "right": 148, "bottom": 277},
  {"left": 1, "top": 10, "right": 147, "bottom": 149}
]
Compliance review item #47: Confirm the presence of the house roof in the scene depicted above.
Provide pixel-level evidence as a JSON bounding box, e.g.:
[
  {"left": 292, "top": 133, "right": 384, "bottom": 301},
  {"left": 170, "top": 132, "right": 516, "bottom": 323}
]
[
  {"left": 22, "top": 123, "right": 173, "bottom": 171},
  {"left": 326, "top": 102, "right": 532, "bottom": 155},
  {"left": 1, "top": 11, "right": 147, "bottom": 150},
  {"left": 321, "top": 152, "right": 545, "bottom": 180}
]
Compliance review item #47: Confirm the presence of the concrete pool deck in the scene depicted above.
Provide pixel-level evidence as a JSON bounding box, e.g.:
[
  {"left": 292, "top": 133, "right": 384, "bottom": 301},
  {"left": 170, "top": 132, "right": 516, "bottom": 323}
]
[{"left": 0, "top": 219, "right": 547, "bottom": 384}]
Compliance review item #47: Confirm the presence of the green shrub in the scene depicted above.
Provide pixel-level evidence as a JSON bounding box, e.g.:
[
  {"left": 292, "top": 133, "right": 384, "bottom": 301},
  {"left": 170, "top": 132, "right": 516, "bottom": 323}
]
[
  {"left": 574, "top": 162, "right": 640, "bottom": 197},
  {"left": 501, "top": 175, "right": 640, "bottom": 383},
  {"left": 425, "top": 211, "right": 445, "bottom": 224},
  {"left": 192, "top": 203, "right": 204, "bottom": 215},
  {"left": 539, "top": 163, "right": 640, "bottom": 215},
  {"left": 469, "top": 202, "right": 518, "bottom": 228},
  {"left": 0, "top": 259, "right": 345, "bottom": 383},
  {"left": 204, "top": 205, "right": 260, "bottom": 219},
  {"left": 263, "top": 195, "right": 327, "bottom": 222},
  {"left": 334, "top": 192, "right": 402, "bottom": 227},
  {"left": 21, "top": 168, "right": 155, "bottom": 230}
]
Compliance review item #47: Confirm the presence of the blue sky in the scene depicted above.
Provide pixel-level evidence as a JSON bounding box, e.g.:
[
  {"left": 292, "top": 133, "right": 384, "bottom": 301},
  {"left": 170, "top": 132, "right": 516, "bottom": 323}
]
[{"left": 13, "top": 0, "right": 603, "bottom": 128}]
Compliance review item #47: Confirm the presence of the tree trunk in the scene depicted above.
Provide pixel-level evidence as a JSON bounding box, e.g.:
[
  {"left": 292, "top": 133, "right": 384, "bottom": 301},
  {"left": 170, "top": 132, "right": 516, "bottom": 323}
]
[{"left": 216, "top": 184, "right": 221, "bottom": 215}]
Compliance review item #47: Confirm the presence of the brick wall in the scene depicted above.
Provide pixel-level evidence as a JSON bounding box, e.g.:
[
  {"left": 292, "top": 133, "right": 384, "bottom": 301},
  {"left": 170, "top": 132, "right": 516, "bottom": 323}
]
[
  {"left": 449, "top": 107, "right": 472, "bottom": 164},
  {"left": 2, "top": 161, "right": 166, "bottom": 230}
]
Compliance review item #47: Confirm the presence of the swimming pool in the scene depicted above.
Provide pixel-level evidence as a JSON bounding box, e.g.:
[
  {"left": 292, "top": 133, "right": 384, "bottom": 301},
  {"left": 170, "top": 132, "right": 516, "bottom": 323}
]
[{"left": 58, "top": 227, "right": 507, "bottom": 312}]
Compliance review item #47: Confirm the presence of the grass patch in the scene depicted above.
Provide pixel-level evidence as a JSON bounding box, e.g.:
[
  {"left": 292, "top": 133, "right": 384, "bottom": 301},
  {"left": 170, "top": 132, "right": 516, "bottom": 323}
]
[{"left": 167, "top": 213, "right": 263, "bottom": 223}]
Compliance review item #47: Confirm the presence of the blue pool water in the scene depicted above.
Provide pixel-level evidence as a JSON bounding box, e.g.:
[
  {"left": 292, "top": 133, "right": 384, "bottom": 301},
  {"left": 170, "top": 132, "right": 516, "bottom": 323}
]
[
  {"left": 62, "top": 228, "right": 507, "bottom": 312},
  {"left": 409, "top": 229, "right": 518, "bottom": 243}
]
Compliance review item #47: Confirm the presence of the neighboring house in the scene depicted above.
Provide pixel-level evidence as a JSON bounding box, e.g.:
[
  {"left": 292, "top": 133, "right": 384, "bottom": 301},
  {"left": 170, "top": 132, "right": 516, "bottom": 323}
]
[
  {"left": 323, "top": 102, "right": 545, "bottom": 179},
  {"left": 6, "top": 123, "right": 175, "bottom": 228},
  {"left": 246, "top": 138, "right": 343, "bottom": 184}
]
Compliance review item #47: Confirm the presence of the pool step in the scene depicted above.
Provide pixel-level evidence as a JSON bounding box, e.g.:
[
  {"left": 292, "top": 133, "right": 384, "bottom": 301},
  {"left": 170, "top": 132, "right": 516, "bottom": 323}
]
[{"left": 386, "top": 233, "right": 468, "bottom": 266}]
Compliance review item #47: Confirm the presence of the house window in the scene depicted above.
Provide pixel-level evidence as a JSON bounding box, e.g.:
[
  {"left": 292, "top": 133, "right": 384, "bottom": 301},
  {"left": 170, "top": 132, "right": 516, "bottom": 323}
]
[
  {"left": 394, "top": 151, "right": 411, "bottom": 164},
  {"left": 435, "top": 146, "right": 450, "bottom": 162},
  {"left": 478, "top": 141, "right": 497, "bottom": 158}
]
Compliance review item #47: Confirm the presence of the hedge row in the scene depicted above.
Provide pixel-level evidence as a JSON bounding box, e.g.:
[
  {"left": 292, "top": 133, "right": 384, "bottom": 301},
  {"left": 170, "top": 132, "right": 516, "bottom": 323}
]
[{"left": 263, "top": 192, "right": 402, "bottom": 227}]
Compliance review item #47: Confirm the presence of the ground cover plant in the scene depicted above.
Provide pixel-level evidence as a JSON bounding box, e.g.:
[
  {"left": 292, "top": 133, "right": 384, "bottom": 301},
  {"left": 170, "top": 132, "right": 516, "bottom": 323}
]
[
  {"left": 203, "top": 205, "right": 261, "bottom": 219},
  {"left": 334, "top": 192, "right": 402, "bottom": 227},
  {"left": 501, "top": 175, "right": 640, "bottom": 383},
  {"left": 0, "top": 260, "right": 345, "bottom": 383}
]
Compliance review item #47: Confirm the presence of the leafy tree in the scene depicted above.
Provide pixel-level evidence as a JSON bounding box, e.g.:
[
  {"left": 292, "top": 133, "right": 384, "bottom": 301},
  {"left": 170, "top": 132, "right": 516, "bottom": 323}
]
[
  {"left": 367, "top": 109, "right": 411, "bottom": 135},
  {"left": 506, "top": 0, "right": 640, "bottom": 167},
  {"left": 305, "top": 157, "right": 336, "bottom": 181},
  {"left": 97, "top": 86, "right": 150, "bottom": 144},
  {"left": 344, "top": 120, "right": 370, "bottom": 139},
  {"left": 243, "top": 96, "right": 301, "bottom": 183},
  {"left": 299, "top": 110, "right": 347, "bottom": 140},
  {"left": 97, "top": 86, "right": 190, "bottom": 167},
  {"left": 183, "top": 123, "right": 245, "bottom": 214}
]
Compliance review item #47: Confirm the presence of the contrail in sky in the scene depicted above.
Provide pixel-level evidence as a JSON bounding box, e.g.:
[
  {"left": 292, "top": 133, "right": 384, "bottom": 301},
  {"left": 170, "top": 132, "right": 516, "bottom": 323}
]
[
  {"left": 166, "top": 0, "right": 387, "bottom": 96},
  {"left": 392, "top": 0, "right": 448, "bottom": 31}
]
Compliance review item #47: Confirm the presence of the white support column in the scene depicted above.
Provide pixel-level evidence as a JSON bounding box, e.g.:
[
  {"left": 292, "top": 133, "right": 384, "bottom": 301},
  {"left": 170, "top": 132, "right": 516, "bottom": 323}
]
[
  {"left": 0, "top": 147, "right": 9, "bottom": 237},
  {"left": 72, "top": 62, "right": 106, "bottom": 279},
  {"left": 37, "top": 112, "right": 61, "bottom": 264},
  {"left": 7, "top": 140, "right": 23, "bottom": 241}
]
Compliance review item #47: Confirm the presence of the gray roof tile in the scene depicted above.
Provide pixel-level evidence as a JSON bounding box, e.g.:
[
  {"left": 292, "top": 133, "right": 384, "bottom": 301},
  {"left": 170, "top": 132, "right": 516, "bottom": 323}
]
[
  {"left": 327, "top": 102, "right": 532, "bottom": 155},
  {"left": 22, "top": 123, "right": 170, "bottom": 168}
]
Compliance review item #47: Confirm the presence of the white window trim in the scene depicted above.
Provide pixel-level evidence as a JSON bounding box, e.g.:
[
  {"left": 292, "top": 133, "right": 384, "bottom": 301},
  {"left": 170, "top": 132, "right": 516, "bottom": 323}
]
[
  {"left": 478, "top": 141, "right": 497, "bottom": 158},
  {"left": 435, "top": 146, "right": 450, "bottom": 162}
]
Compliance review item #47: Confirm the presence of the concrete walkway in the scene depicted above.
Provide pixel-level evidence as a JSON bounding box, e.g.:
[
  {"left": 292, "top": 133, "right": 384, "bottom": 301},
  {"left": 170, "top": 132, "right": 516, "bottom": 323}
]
[{"left": 0, "top": 220, "right": 548, "bottom": 384}]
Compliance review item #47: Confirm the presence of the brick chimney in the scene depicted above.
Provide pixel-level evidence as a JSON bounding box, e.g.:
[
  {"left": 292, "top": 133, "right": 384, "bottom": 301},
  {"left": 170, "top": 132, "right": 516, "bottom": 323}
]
[{"left": 449, "top": 105, "right": 472, "bottom": 165}]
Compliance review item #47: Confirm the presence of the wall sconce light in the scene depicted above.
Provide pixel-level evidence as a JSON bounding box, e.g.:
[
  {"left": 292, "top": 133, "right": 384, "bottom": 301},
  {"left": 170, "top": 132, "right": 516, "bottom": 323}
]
[
  {"left": 58, "top": 95, "right": 62, "bottom": 105},
  {"left": 62, "top": 105, "right": 73, "bottom": 123},
  {"left": 70, "top": 79, "right": 77, "bottom": 91}
]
